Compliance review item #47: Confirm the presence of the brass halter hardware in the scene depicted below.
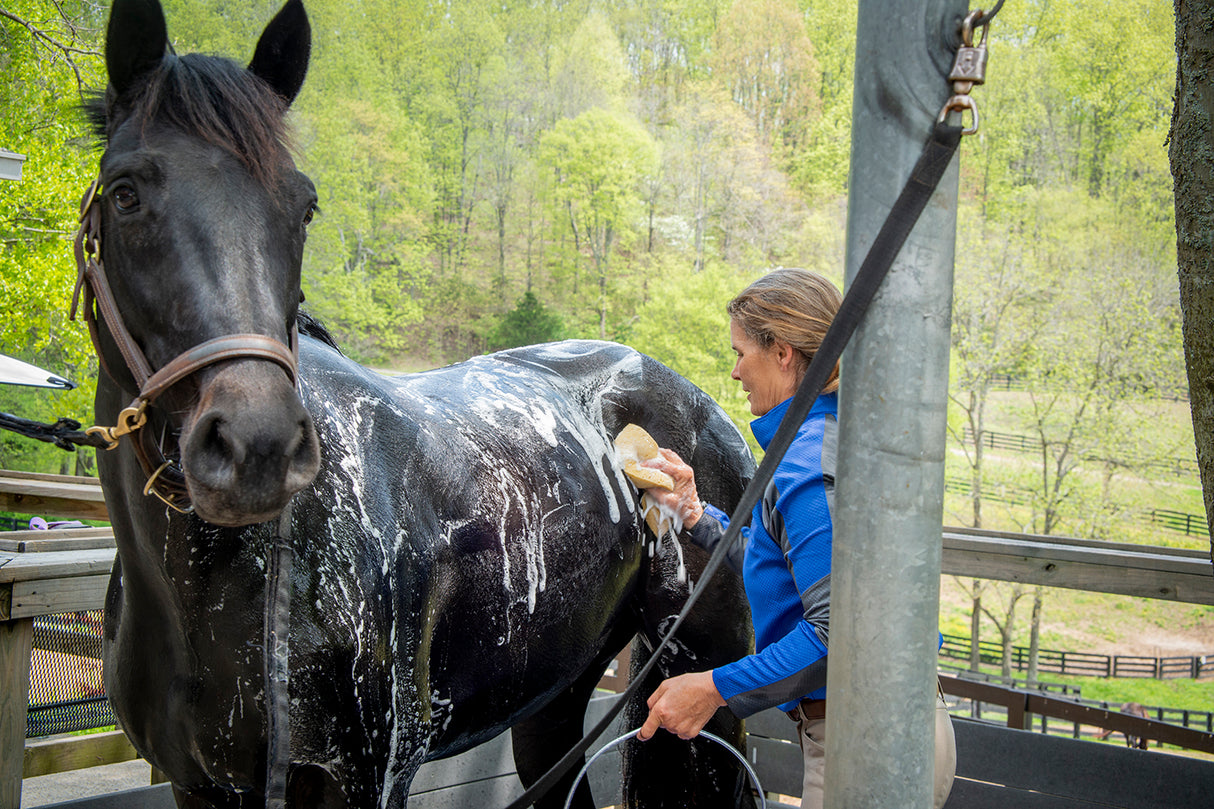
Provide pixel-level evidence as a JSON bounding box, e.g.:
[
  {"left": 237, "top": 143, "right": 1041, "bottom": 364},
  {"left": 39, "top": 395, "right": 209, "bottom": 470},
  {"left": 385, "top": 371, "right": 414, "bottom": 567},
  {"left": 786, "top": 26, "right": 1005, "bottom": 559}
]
[
  {"left": 142, "top": 461, "right": 193, "bottom": 513},
  {"left": 86, "top": 401, "right": 148, "bottom": 451}
]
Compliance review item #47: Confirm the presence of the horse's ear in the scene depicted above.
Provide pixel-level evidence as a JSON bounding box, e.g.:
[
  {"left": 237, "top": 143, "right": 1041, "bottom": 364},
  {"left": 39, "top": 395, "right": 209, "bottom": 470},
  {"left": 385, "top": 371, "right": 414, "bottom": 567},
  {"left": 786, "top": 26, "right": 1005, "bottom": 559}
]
[
  {"left": 105, "top": 0, "right": 169, "bottom": 98},
  {"left": 248, "top": 0, "right": 311, "bottom": 105}
]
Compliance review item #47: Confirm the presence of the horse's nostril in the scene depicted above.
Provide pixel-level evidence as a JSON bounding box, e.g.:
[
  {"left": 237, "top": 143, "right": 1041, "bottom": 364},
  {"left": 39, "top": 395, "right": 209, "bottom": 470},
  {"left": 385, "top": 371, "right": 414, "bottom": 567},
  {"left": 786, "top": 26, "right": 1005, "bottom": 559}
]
[
  {"left": 197, "top": 414, "right": 246, "bottom": 467},
  {"left": 185, "top": 413, "right": 237, "bottom": 485},
  {"left": 220, "top": 420, "right": 249, "bottom": 466}
]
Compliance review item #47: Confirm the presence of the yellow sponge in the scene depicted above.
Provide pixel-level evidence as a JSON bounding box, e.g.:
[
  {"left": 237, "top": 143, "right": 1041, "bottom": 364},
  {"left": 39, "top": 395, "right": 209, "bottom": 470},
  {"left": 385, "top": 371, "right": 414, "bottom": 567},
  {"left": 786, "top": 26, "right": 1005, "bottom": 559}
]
[
  {"left": 614, "top": 424, "right": 675, "bottom": 537},
  {"left": 614, "top": 424, "right": 675, "bottom": 490}
]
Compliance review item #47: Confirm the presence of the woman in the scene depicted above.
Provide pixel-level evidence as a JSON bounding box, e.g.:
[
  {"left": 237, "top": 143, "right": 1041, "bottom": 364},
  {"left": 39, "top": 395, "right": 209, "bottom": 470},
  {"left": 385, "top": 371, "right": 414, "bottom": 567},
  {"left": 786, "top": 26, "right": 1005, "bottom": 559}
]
[{"left": 636, "top": 267, "right": 954, "bottom": 809}]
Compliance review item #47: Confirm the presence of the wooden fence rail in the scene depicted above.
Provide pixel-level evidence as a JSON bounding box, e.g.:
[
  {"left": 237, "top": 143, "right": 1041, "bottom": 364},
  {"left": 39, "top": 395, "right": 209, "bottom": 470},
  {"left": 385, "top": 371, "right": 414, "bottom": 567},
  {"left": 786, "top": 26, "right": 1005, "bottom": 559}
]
[
  {"left": 0, "top": 471, "right": 108, "bottom": 524},
  {"left": 942, "top": 671, "right": 1214, "bottom": 739},
  {"left": 939, "top": 674, "right": 1214, "bottom": 753},
  {"left": 940, "top": 633, "right": 1214, "bottom": 680}
]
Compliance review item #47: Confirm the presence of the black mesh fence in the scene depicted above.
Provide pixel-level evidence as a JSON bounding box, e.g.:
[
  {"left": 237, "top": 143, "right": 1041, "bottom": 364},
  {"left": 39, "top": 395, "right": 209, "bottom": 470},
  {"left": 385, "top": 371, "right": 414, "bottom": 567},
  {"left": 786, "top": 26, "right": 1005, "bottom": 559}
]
[{"left": 27, "top": 610, "right": 115, "bottom": 738}]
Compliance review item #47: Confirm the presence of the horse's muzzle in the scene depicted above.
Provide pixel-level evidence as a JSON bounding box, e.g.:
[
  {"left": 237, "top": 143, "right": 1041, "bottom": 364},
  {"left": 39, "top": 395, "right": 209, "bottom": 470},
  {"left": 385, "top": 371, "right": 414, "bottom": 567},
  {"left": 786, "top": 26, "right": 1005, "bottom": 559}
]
[{"left": 181, "top": 361, "right": 320, "bottom": 526}]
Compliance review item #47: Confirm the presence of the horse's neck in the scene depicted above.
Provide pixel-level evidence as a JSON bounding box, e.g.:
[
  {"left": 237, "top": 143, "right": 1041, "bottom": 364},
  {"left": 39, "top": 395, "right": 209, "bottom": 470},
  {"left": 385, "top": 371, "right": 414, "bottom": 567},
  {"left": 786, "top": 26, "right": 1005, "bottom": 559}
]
[{"left": 95, "top": 371, "right": 268, "bottom": 620}]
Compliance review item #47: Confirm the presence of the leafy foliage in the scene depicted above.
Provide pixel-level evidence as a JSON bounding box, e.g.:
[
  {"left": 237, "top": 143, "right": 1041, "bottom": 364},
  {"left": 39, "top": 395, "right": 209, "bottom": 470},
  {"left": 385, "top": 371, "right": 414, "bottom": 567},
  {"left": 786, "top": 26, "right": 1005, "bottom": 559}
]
[{"left": 0, "top": 0, "right": 103, "bottom": 471}]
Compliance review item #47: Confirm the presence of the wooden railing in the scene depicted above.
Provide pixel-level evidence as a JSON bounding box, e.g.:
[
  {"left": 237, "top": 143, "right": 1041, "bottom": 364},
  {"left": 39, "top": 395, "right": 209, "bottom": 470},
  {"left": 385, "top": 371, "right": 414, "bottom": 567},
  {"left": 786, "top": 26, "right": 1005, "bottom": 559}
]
[
  {"left": 0, "top": 471, "right": 108, "bottom": 523},
  {"left": 0, "top": 473, "right": 125, "bottom": 809},
  {"left": 941, "top": 526, "right": 1214, "bottom": 605}
]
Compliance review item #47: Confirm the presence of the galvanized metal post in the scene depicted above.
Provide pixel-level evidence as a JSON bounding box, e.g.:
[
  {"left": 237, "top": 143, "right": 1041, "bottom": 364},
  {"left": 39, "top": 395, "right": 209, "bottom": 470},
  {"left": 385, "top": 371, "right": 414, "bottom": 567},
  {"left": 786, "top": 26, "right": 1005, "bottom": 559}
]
[{"left": 826, "top": 1, "right": 967, "bottom": 807}]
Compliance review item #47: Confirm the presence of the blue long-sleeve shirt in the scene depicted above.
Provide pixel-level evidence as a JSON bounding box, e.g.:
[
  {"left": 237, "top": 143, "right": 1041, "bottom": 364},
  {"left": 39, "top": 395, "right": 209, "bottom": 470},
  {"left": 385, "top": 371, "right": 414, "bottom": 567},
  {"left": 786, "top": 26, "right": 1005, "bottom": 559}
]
[{"left": 688, "top": 393, "right": 837, "bottom": 718}]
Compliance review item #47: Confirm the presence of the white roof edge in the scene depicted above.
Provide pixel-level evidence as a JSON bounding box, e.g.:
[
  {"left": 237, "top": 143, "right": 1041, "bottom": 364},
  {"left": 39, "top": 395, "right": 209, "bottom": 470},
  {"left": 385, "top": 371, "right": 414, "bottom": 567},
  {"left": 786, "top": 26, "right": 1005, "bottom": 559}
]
[{"left": 0, "top": 148, "right": 26, "bottom": 181}]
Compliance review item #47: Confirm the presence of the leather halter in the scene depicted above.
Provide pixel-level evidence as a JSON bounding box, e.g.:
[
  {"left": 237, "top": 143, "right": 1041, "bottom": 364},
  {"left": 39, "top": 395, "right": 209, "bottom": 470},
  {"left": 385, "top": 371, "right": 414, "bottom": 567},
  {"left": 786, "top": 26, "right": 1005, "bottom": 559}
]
[{"left": 71, "top": 177, "right": 301, "bottom": 512}]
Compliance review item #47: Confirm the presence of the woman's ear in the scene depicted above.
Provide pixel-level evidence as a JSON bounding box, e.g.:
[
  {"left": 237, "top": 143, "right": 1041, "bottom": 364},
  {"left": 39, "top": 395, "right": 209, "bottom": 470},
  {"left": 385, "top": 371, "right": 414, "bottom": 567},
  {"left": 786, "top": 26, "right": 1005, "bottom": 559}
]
[{"left": 773, "top": 339, "right": 799, "bottom": 373}]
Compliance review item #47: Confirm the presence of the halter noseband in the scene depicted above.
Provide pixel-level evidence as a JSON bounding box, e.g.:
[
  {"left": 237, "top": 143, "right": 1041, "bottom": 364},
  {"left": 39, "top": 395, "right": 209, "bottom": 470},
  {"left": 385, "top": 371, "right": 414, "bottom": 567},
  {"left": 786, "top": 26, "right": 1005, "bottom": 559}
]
[{"left": 71, "top": 176, "right": 301, "bottom": 512}]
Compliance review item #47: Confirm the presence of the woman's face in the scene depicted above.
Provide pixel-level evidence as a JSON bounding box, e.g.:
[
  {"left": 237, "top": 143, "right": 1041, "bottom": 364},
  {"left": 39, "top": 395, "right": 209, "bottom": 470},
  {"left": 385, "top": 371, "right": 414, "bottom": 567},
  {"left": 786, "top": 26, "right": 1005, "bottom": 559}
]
[{"left": 729, "top": 320, "right": 799, "bottom": 417}]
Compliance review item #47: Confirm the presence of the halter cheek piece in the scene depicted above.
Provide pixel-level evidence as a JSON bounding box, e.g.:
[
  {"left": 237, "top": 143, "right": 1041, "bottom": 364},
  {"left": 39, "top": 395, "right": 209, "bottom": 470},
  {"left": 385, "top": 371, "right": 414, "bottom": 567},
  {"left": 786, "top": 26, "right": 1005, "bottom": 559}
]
[{"left": 71, "top": 176, "right": 301, "bottom": 512}]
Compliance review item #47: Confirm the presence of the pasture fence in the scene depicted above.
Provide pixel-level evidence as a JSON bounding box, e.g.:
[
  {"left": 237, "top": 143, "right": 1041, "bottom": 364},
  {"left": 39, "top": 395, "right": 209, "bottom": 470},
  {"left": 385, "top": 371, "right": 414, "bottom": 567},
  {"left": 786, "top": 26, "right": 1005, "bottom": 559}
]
[
  {"left": 943, "top": 475, "right": 1208, "bottom": 536},
  {"left": 958, "top": 427, "right": 1200, "bottom": 480},
  {"left": 941, "top": 633, "right": 1214, "bottom": 681},
  {"left": 1146, "top": 508, "right": 1209, "bottom": 536},
  {"left": 987, "top": 374, "right": 1191, "bottom": 404}
]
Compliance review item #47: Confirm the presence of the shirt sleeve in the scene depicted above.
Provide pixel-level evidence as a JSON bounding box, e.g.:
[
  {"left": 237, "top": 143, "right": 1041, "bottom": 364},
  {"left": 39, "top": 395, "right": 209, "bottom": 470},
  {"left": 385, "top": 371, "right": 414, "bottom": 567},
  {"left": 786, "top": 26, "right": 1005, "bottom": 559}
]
[
  {"left": 685, "top": 503, "right": 747, "bottom": 576},
  {"left": 714, "top": 623, "right": 829, "bottom": 718}
]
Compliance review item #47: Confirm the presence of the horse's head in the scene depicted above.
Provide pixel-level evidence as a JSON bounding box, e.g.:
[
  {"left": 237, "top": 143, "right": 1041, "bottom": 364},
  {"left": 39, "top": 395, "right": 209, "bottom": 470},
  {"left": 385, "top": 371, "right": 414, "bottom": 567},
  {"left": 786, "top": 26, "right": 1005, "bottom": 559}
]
[{"left": 84, "top": 0, "right": 320, "bottom": 526}]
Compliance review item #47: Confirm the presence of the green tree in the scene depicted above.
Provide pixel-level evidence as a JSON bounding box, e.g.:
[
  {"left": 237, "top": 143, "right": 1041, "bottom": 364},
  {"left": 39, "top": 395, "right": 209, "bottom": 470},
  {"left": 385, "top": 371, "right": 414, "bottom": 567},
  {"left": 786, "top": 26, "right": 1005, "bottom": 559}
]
[
  {"left": 711, "top": 0, "right": 820, "bottom": 157},
  {"left": 611, "top": 0, "right": 727, "bottom": 123},
  {"left": 538, "top": 108, "right": 657, "bottom": 338},
  {"left": 789, "top": 0, "right": 855, "bottom": 200},
  {"left": 296, "top": 96, "right": 431, "bottom": 364},
  {"left": 948, "top": 203, "right": 1051, "bottom": 529},
  {"left": 0, "top": 0, "right": 104, "bottom": 473},
  {"left": 549, "top": 11, "right": 632, "bottom": 121},
  {"left": 417, "top": 4, "right": 507, "bottom": 277},
  {"left": 628, "top": 260, "right": 753, "bottom": 436},
  {"left": 1041, "top": 0, "right": 1174, "bottom": 197},
  {"left": 488, "top": 291, "right": 564, "bottom": 351}
]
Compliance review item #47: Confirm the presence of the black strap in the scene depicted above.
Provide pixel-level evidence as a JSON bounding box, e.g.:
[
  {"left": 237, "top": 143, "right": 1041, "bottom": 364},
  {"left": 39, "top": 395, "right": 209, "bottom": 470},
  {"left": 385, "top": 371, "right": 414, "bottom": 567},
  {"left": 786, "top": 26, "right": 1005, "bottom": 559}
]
[
  {"left": 264, "top": 504, "right": 295, "bottom": 808},
  {"left": 500, "top": 121, "right": 963, "bottom": 809}
]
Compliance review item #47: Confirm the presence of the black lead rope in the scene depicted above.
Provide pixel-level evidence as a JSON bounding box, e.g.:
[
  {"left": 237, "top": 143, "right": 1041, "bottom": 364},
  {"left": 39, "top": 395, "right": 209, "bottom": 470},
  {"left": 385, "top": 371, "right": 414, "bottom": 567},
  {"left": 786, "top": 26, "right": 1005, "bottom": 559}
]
[
  {"left": 264, "top": 502, "right": 295, "bottom": 808},
  {"left": 501, "top": 121, "right": 963, "bottom": 809},
  {"left": 0, "top": 411, "right": 111, "bottom": 451}
]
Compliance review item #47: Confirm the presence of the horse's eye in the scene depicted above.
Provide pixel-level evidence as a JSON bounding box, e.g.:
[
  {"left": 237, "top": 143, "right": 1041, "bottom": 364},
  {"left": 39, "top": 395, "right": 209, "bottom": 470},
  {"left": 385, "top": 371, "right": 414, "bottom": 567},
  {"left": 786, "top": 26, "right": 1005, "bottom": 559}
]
[
  {"left": 112, "top": 185, "right": 139, "bottom": 212},
  {"left": 302, "top": 203, "right": 318, "bottom": 227}
]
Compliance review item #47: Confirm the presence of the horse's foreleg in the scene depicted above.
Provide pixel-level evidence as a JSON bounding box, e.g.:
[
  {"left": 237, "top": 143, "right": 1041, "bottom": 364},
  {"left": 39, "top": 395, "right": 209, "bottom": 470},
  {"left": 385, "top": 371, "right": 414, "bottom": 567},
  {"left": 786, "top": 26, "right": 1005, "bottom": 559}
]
[{"left": 511, "top": 626, "right": 634, "bottom": 809}]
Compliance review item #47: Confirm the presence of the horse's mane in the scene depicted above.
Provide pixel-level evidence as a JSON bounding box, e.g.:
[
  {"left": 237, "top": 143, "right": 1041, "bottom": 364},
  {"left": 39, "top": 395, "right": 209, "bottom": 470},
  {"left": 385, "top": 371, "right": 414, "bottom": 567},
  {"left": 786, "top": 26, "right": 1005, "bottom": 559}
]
[
  {"left": 85, "top": 53, "right": 293, "bottom": 189},
  {"left": 297, "top": 310, "right": 343, "bottom": 355}
]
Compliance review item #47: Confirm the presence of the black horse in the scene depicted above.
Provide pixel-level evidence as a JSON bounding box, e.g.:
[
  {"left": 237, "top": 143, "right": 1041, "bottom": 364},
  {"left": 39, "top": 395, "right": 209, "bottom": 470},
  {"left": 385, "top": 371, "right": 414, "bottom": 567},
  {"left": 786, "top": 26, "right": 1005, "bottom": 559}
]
[{"left": 83, "top": 1, "right": 756, "bottom": 806}]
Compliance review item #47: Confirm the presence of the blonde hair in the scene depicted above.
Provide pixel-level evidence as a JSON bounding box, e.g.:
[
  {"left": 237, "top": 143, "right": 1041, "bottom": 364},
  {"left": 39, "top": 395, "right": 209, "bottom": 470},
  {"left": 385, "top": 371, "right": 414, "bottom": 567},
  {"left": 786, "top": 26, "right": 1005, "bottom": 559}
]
[{"left": 727, "top": 268, "right": 842, "bottom": 393}]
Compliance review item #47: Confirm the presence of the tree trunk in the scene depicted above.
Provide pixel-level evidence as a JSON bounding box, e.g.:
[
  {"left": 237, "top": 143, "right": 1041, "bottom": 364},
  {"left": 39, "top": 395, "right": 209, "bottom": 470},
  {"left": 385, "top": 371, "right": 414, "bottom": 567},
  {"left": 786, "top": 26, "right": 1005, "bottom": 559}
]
[
  {"left": 1171, "top": 0, "right": 1214, "bottom": 563},
  {"left": 999, "top": 618, "right": 1014, "bottom": 680},
  {"left": 969, "top": 580, "right": 983, "bottom": 672},
  {"left": 1027, "top": 586, "right": 1044, "bottom": 685}
]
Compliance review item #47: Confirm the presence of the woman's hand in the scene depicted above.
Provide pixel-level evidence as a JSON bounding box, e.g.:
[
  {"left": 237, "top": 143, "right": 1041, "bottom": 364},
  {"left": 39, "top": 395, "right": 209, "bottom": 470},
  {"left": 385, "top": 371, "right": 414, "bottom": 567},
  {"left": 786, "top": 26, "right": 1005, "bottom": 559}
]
[
  {"left": 637, "top": 671, "right": 727, "bottom": 741},
  {"left": 640, "top": 449, "right": 705, "bottom": 530}
]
